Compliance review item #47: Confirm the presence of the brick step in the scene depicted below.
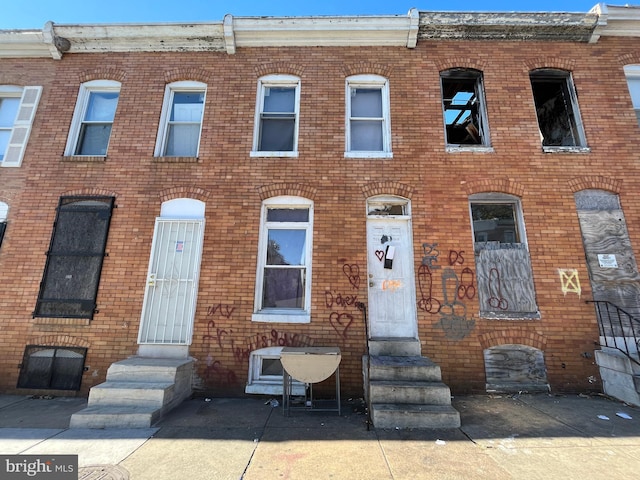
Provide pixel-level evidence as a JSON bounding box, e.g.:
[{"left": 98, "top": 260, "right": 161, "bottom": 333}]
[
  {"left": 70, "top": 405, "right": 160, "bottom": 429},
  {"left": 371, "top": 403, "right": 461, "bottom": 429},
  {"left": 88, "top": 381, "right": 175, "bottom": 408},
  {"left": 369, "top": 380, "right": 452, "bottom": 405}
]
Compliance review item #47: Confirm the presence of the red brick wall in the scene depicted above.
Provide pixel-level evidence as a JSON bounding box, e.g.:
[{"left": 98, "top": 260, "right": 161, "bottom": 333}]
[{"left": 1, "top": 36, "right": 639, "bottom": 397}]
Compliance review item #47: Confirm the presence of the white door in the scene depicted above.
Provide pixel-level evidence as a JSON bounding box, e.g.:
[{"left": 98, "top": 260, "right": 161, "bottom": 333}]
[
  {"left": 138, "top": 218, "right": 204, "bottom": 345},
  {"left": 366, "top": 216, "right": 418, "bottom": 339}
]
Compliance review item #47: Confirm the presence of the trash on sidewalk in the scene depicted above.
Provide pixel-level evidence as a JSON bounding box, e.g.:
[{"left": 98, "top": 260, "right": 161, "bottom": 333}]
[
  {"left": 616, "top": 412, "right": 632, "bottom": 420},
  {"left": 435, "top": 439, "right": 446, "bottom": 445},
  {"left": 265, "top": 398, "right": 279, "bottom": 407},
  {"left": 597, "top": 415, "right": 610, "bottom": 420}
]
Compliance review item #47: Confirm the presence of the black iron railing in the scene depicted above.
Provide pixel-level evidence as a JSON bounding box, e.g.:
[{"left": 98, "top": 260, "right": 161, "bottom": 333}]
[
  {"left": 355, "top": 301, "right": 372, "bottom": 430},
  {"left": 587, "top": 300, "right": 640, "bottom": 366}
]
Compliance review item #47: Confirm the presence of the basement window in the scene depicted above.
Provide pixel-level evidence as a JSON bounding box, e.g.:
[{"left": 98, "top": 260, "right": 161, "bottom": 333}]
[
  {"left": 530, "top": 69, "right": 587, "bottom": 151},
  {"left": 441, "top": 69, "right": 491, "bottom": 148},
  {"left": 17, "top": 345, "right": 87, "bottom": 391},
  {"left": 245, "top": 347, "right": 304, "bottom": 395}
]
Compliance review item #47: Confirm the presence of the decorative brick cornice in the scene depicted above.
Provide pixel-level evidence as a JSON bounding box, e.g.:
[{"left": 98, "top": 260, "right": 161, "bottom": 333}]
[
  {"left": 478, "top": 328, "right": 547, "bottom": 351},
  {"left": 158, "top": 186, "right": 211, "bottom": 203},
  {"left": 462, "top": 178, "right": 525, "bottom": 197},
  {"left": 567, "top": 175, "right": 622, "bottom": 194},
  {"left": 361, "top": 181, "right": 414, "bottom": 199},
  {"left": 256, "top": 183, "right": 317, "bottom": 201},
  {"left": 342, "top": 62, "right": 393, "bottom": 79},
  {"left": 254, "top": 62, "right": 305, "bottom": 78}
]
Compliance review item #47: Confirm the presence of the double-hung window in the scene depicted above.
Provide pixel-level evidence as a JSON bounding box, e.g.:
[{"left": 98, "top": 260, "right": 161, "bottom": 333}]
[
  {"left": 65, "top": 80, "right": 120, "bottom": 156},
  {"left": 530, "top": 69, "right": 587, "bottom": 150},
  {"left": 345, "top": 75, "right": 392, "bottom": 158},
  {"left": 253, "top": 196, "right": 313, "bottom": 323},
  {"left": 0, "top": 85, "right": 42, "bottom": 167},
  {"left": 624, "top": 65, "right": 640, "bottom": 126},
  {"left": 252, "top": 75, "right": 300, "bottom": 157},
  {"left": 155, "top": 81, "right": 206, "bottom": 158},
  {"left": 441, "top": 69, "right": 491, "bottom": 148},
  {"left": 470, "top": 193, "right": 539, "bottom": 319}
]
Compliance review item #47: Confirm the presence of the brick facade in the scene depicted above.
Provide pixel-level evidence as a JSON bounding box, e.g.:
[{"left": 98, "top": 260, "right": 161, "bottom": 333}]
[{"left": 1, "top": 14, "right": 639, "bottom": 398}]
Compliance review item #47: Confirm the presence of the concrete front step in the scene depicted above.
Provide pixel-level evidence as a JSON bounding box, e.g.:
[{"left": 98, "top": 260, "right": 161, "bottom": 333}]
[
  {"left": 371, "top": 403, "right": 461, "bottom": 429},
  {"left": 88, "top": 381, "right": 175, "bottom": 408},
  {"left": 106, "top": 357, "right": 193, "bottom": 382},
  {"left": 369, "top": 338, "right": 421, "bottom": 356},
  {"left": 70, "top": 405, "right": 161, "bottom": 429},
  {"left": 369, "top": 380, "right": 452, "bottom": 405},
  {"left": 369, "top": 355, "right": 442, "bottom": 382}
]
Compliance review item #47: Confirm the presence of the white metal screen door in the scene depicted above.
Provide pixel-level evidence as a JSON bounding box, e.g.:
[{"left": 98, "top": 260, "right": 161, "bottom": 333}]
[
  {"left": 366, "top": 217, "right": 418, "bottom": 339},
  {"left": 138, "top": 218, "right": 204, "bottom": 345}
]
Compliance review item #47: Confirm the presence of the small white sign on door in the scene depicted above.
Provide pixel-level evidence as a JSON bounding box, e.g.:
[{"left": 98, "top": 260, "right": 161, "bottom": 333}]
[{"left": 597, "top": 254, "right": 618, "bottom": 268}]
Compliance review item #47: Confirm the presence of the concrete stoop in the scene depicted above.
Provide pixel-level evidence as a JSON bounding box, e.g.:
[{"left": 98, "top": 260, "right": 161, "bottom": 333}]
[
  {"left": 595, "top": 348, "right": 640, "bottom": 407},
  {"left": 364, "top": 354, "right": 460, "bottom": 429},
  {"left": 70, "top": 356, "right": 194, "bottom": 428}
]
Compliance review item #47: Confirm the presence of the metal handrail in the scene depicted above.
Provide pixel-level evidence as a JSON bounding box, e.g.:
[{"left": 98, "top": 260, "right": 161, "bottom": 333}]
[
  {"left": 586, "top": 300, "right": 640, "bottom": 366},
  {"left": 355, "top": 301, "right": 372, "bottom": 430}
]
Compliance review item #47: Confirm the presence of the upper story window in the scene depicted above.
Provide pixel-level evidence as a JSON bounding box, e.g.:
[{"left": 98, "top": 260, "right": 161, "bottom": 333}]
[
  {"left": 441, "top": 69, "right": 491, "bottom": 148},
  {"left": 345, "top": 75, "right": 392, "bottom": 158},
  {"left": 65, "top": 80, "right": 120, "bottom": 156},
  {"left": 155, "top": 81, "right": 206, "bottom": 158},
  {"left": 0, "top": 201, "right": 7, "bottom": 249},
  {"left": 624, "top": 65, "right": 640, "bottom": 126},
  {"left": 253, "top": 196, "right": 313, "bottom": 323},
  {"left": 530, "top": 69, "right": 587, "bottom": 151},
  {"left": 251, "top": 75, "right": 300, "bottom": 157},
  {"left": 0, "top": 85, "right": 42, "bottom": 168}
]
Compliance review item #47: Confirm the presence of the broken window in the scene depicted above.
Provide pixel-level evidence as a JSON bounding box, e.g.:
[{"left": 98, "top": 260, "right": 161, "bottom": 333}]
[
  {"left": 0, "top": 201, "right": 7, "bottom": 248},
  {"left": 530, "top": 69, "right": 586, "bottom": 148},
  {"left": 441, "top": 69, "right": 490, "bottom": 146},
  {"left": 470, "top": 194, "right": 539, "bottom": 319},
  {"left": 34, "top": 196, "right": 115, "bottom": 319}
]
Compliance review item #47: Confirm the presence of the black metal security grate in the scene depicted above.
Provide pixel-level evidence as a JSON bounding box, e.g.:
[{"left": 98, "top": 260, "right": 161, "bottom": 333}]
[
  {"left": 17, "top": 345, "right": 87, "bottom": 391},
  {"left": 34, "top": 196, "right": 115, "bottom": 319}
]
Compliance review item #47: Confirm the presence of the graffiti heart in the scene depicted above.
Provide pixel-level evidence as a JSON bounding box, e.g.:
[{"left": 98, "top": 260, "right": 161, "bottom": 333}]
[{"left": 329, "top": 311, "right": 354, "bottom": 338}]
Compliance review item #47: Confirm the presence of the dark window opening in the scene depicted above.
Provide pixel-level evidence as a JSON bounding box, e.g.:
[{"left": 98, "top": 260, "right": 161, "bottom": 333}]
[
  {"left": 17, "top": 345, "right": 87, "bottom": 391},
  {"left": 530, "top": 69, "right": 584, "bottom": 147},
  {"left": 441, "top": 69, "right": 488, "bottom": 146},
  {"left": 34, "top": 196, "right": 115, "bottom": 319},
  {"left": 0, "top": 221, "right": 5, "bottom": 248}
]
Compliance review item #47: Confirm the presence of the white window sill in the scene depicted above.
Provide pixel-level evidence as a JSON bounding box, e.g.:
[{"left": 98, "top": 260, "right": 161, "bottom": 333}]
[
  {"left": 446, "top": 146, "right": 494, "bottom": 154},
  {"left": 250, "top": 151, "right": 299, "bottom": 158},
  {"left": 542, "top": 146, "right": 590, "bottom": 154},
  {"left": 252, "top": 312, "right": 311, "bottom": 323},
  {"left": 344, "top": 151, "right": 393, "bottom": 159}
]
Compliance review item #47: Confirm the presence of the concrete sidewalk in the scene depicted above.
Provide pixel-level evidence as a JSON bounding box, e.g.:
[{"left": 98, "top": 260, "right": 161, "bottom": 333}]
[{"left": 0, "top": 393, "right": 639, "bottom": 479}]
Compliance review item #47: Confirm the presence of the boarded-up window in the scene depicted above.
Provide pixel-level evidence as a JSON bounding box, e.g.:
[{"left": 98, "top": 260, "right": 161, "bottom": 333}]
[
  {"left": 17, "top": 346, "right": 87, "bottom": 391},
  {"left": 471, "top": 195, "right": 539, "bottom": 319},
  {"left": 34, "top": 196, "right": 115, "bottom": 319},
  {"left": 484, "top": 344, "right": 549, "bottom": 393}
]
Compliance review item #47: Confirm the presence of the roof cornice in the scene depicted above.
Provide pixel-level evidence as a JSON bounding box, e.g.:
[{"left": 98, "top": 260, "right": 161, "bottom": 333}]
[{"left": 1, "top": 4, "right": 639, "bottom": 60}]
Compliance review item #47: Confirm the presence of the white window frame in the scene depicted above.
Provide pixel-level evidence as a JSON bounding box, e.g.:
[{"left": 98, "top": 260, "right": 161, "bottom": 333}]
[
  {"left": 251, "top": 75, "right": 300, "bottom": 158},
  {"left": 64, "top": 80, "right": 121, "bottom": 157},
  {"left": 345, "top": 74, "right": 392, "bottom": 159},
  {"left": 469, "top": 193, "right": 528, "bottom": 247},
  {"left": 245, "top": 347, "right": 304, "bottom": 395},
  {"left": 155, "top": 81, "right": 207, "bottom": 158},
  {"left": 440, "top": 68, "right": 492, "bottom": 151},
  {"left": 252, "top": 196, "right": 313, "bottom": 323},
  {"left": 1, "top": 85, "right": 42, "bottom": 168},
  {"left": 624, "top": 65, "right": 640, "bottom": 126}
]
